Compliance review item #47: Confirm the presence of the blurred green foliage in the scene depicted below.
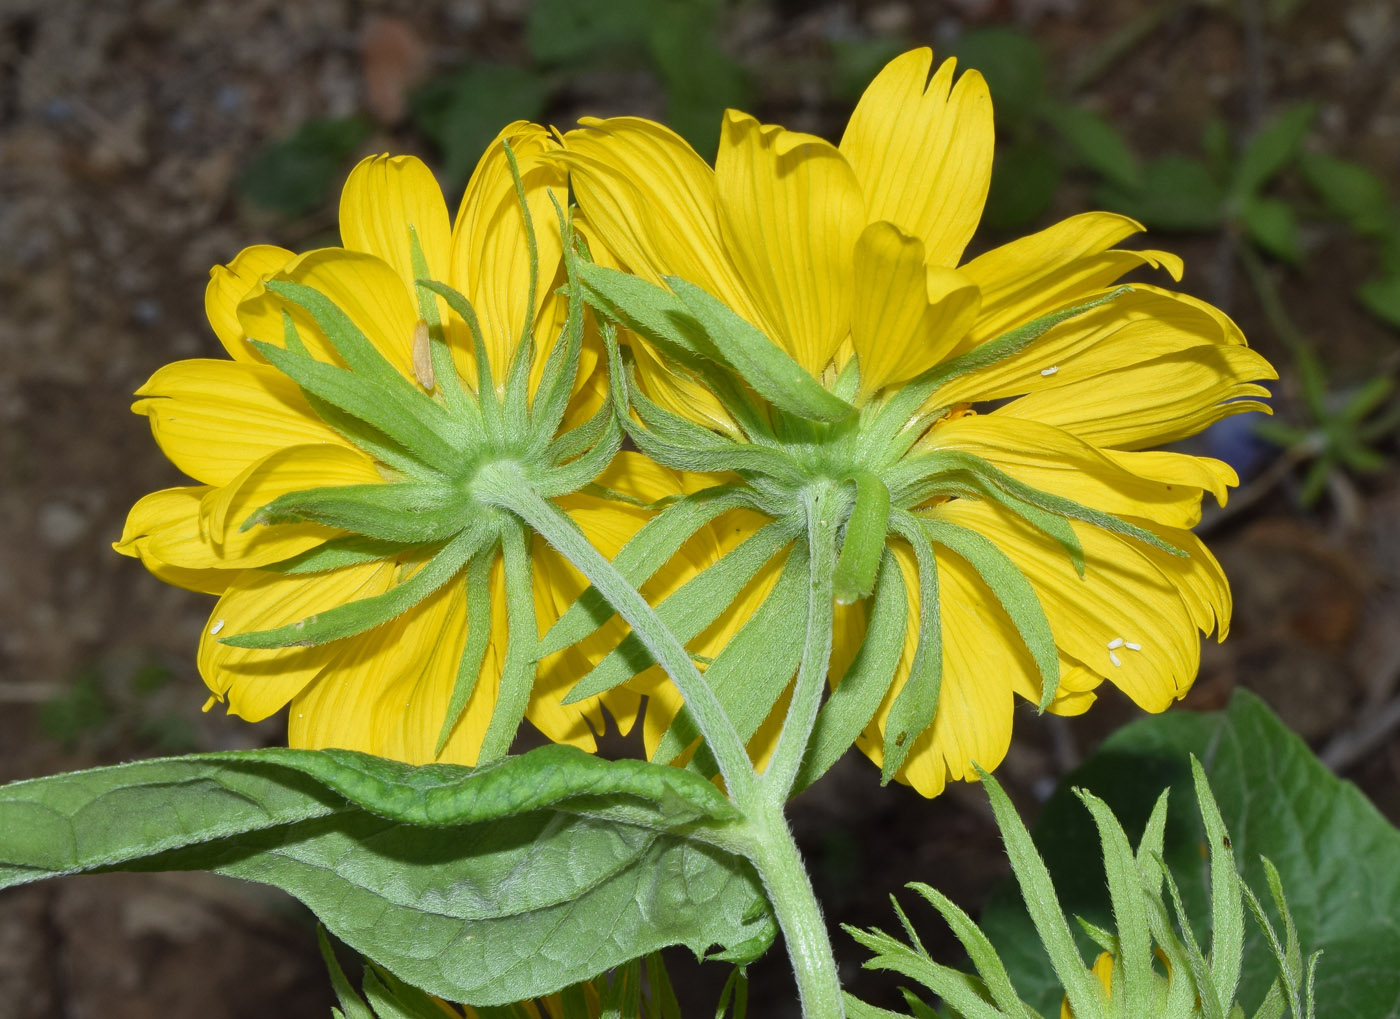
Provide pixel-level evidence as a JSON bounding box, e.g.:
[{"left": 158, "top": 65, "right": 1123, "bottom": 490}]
[
  {"left": 38, "top": 660, "right": 196, "bottom": 753},
  {"left": 410, "top": 64, "right": 552, "bottom": 185},
  {"left": 523, "top": 0, "right": 749, "bottom": 159},
  {"left": 238, "top": 116, "right": 370, "bottom": 217}
]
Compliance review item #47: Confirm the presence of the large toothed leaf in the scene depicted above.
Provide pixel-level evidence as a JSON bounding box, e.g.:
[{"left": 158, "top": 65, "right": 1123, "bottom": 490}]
[
  {"left": 664, "top": 277, "right": 855, "bottom": 424},
  {"left": 0, "top": 745, "right": 772, "bottom": 1006},
  {"left": 981, "top": 690, "right": 1400, "bottom": 1019}
]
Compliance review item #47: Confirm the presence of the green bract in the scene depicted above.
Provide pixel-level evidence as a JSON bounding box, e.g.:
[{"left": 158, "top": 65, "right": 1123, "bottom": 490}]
[
  {"left": 566, "top": 263, "right": 1182, "bottom": 790},
  {"left": 218, "top": 182, "right": 622, "bottom": 762}
]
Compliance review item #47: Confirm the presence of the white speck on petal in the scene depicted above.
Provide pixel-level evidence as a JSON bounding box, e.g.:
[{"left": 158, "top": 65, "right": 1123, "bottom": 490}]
[
  {"left": 1125, "top": 642, "right": 1142, "bottom": 651},
  {"left": 1106, "top": 637, "right": 1124, "bottom": 649},
  {"left": 210, "top": 619, "right": 225, "bottom": 636},
  {"left": 1040, "top": 366, "right": 1059, "bottom": 376},
  {"left": 1109, "top": 650, "right": 1123, "bottom": 667}
]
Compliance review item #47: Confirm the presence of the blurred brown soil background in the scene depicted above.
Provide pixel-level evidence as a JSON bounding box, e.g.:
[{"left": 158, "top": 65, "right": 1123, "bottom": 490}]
[{"left": 1, "top": 0, "right": 1398, "bottom": 1016}]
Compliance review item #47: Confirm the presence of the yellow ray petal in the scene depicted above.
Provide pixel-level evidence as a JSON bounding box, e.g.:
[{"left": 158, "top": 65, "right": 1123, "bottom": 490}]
[
  {"left": 959, "top": 212, "right": 1147, "bottom": 333},
  {"left": 574, "top": 210, "right": 739, "bottom": 436},
  {"left": 559, "top": 117, "right": 766, "bottom": 328},
  {"left": 114, "top": 486, "right": 233, "bottom": 595},
  {"left": 937, "top": 498, "right": 1203, "bottom": 712},
  {"left": 133, "top": 359, "right": 349, "bottom": 486},
  {"left": 197, "top": 443, "right": 383, "bottom": 561},
  {"left": 339, "top": 154, "right": 452, "bottom": 298},
  {"left": 854, "top": 543, "right": 1023, "bottom": 798},
  {"left": 963, "top": 247, "right": 1183, "bottom": 348},
  {"left": 450, "top": 122, "right": 566, "bottom": 383},
  {"left": 934, "top": 287, "right": 1249, "bottom": 408},
  {"left": 715, "top": 110, "right": 865, "bottom": 376},
  {"left": 851, "top": 221, "right": 981, "bottom": 395},
  {"left": 921, "top": 414, "right": 1222, "bottom": 529},
  {"left": 206, "top": 245, "right": 295, "bottom": 361},
  {"left": 289, "top": 578, "right": 479, "bottom": 763},
  {"left": 200, "top": 560, "right": 397, "bottom": 722},
  {"left": 997, "top": 344, "right": 1277, "bottom": 450},
  {"left": 238, "top": 248, "right": 421, "bottom": 384},
  {"left": 839, "top": 48, "right": 994, "bottom": 268}
]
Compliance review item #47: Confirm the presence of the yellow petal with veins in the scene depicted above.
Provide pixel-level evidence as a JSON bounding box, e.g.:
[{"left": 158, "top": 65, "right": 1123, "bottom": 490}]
[
  {"left": 715, "top": 110, "right": 865, "bottom": 376},
  {"left": 339, "top": 154, "right": 452, "bottom": 299},
  {"left": 206, "top": 245, "right": 294, "bottom": 361},
  {"left": 449, "top": 122, "right": 566, "bottom": 384},
  {"left": 839, "top": 48, "right": 994, "bottom": 268},
  {"left": 198, "top": 443, "right": 383, "bottom": 557},
  {"left": 201, "top": 560, "right": 397, "bottom": 722},
  {"left": 921, "top": 414, "right": 1225, "bottom": 529},
  {"left": 114, "top": 486, "right": 232, "bottom": 595},
  {"left": 999, "top": 345, "right": 1276, "bottom": 450},
  {"left": 559, "top": 117, "right": 765, "bottom": 329},
  {"left": 133, "top": 359, "right": 350, "bottom": 487},
  {"left": 238, "top": 247, "right": 422, "bottom": 385},
  {"left": 852, "top": 221, "right": 980, "bottom": 396}
]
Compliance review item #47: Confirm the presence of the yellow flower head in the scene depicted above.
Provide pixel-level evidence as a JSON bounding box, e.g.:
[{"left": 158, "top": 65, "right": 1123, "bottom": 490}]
[
  {"left": 558, "top": 49, "right": 1277, "bottom": 796},
  {"left": 115, "top": 123, "right": 706, "bottom": 765}
]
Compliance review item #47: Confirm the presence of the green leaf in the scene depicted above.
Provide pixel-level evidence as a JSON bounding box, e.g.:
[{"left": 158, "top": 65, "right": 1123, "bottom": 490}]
[
  {"left": 948, "top": 28, "right": 1046, "bottom": 126},
  {"left": 904, "top": 882, "right": 1030, "bottom": 1018},
  {"left": 1232, "top": 104, "right": 1317, "bottom": 199},
  {"left": 649, "top": 542, "right": 808, "bottom": 769},
  {"left": 983, "top": 139, "right": 1062, "bottom": 231},
  {"left": 222, "top": 522, "right": 491, "bottom": 649},
  {"left": 665, "top": 277, "right": 855, "bottom": 423},
  {"left": 319, "top": 927, "right": 377, "bottom": 1019},
  {"left": 249, "top": 480, "right": 469, "bottom": 545},
  {"left": 564, "top": 518, "right": 799, "bottom": 703},
  {"left": 1243, "top": 196, "right": 1302, "bottom": 264},
  {"left": 795, "top": 548, "right": 908, "bottom": 793},
  {"left": 879, "top": 512, "right": 941, "bottom": 783},
  {"left": 0, "top": 744, "right": 772, "bottom": 1006},
  {"left": 1358, "top": 273, "right": 1400, "bottom": 329},
  {"left": 1042, "top": 102, "right": 1141, "bottom": 189},
  {"left": 538, "top": 486, "right": 749, "bottom": 659},
  {"left": 921, "top": 519, "right": 1059, "bottom": 710},
  {"left": 238, "top": 117, "right": 369, "bottom": 218},
  {"left": 982, "top": 690, "right": 1396, "bottom": 1018},
  {"left": 1298, "top": 153, "right": 1395, "bottom": 237},
  {"left": 1099, "top": 155, "right": 1224, "bottom": 232},
  {"left": 252, "top": 338, "right": 461, "bottom": 472},
  {"left": 1075, "top": 789, "right": 1153, "bottom": 1016},
  {"left": 410, "top": 65, "right": 551, "bottom": 184}
]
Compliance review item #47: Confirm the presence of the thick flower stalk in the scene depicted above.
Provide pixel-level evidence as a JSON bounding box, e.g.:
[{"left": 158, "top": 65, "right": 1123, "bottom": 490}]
[
  {"left": 554, "top": 47, "right": 1276, "bottom": 798},
  {"left": 115, "top": 124, "right": 710, "bottom": 765}
]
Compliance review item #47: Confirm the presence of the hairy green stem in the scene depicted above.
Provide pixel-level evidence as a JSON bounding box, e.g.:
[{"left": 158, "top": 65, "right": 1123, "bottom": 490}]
[
  {"left": 747, "top": 799, "right": 846, "bottom": 1017},
  {"left": 478, "top": 465, "right": 847, "bottom": 1017},
  {"left": 476, "top": 467, "right": 759, "bottom": 805},
  {"left": 764, "top": 483, "right": 840, "bottom": 800}
]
